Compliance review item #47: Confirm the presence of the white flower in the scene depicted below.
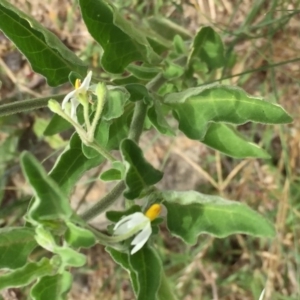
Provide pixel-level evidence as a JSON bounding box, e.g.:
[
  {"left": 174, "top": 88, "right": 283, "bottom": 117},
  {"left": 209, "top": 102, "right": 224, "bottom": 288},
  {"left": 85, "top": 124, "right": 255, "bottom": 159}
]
[
  {"left": 62, "top": 71, "right": 93, "bottom": 121},
  {"left": 113, "top": 204, "right": 161, "bottom": 255},
  {"left": 258, "top": 289, "right": 265, "bottom": 300}
]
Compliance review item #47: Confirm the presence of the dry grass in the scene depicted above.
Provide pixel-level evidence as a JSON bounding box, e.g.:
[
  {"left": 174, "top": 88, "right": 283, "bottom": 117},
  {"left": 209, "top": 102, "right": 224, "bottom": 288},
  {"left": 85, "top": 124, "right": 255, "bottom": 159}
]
[{"left": 1, "top": 0, "right": 300, "bottom": 299}]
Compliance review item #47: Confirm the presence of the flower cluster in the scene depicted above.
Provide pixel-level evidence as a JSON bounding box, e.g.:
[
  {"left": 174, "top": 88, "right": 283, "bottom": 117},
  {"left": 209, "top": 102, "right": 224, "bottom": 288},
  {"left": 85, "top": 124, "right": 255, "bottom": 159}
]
[
  {"left": 48, "top": 71, "right": 107, "bottom": 146},
  {"left": 61, "top": 71, "right": 93, "bottom": 122}
]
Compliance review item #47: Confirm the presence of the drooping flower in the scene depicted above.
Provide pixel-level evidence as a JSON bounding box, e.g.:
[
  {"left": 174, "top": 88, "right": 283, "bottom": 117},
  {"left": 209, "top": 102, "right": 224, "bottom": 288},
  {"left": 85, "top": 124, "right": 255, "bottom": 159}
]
[
  {"left": 61, "top": 71, "right": 93, "bottom": 122},
  {"left": 113, "top": 204, "right": 161, "bottom": 255}
]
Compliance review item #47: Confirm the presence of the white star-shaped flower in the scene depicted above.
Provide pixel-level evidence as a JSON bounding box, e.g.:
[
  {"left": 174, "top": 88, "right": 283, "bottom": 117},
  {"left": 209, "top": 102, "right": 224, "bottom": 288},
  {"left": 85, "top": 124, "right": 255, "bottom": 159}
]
[
  {"left": 62, "top": 71, "right": 92, "bottom": 121},
  {"left": 113, "top": 204, "right": 161, "bottom": 255}
]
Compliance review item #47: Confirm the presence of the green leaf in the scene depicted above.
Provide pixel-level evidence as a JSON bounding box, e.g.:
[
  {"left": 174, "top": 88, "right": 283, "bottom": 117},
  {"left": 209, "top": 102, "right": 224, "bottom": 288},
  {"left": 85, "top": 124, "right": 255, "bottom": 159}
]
[
  {"left": 188, "top": 26, "right": 225, "bottom": 70},
  {"left": 202, "top": 123, "right": 270, "bottom": 158},
  {"left": 148, "top": 100, "right": 175, "bottom": 136},
  {"left": 0, "top": 227, "right": 37, "bottom": 270},
  {"left": 65, "top": 222, "right": 96, "bottom": 248},
  {"left": 82, "top": 121, "right": 110, "bottom": 158},
  {"left": 164, "top": 84, "right": 293, "bottom": 140},
  {"left": 53, "top": 247, "right": 86, "bottom": 268},
  {"left": 129, "top": 246, "right": 162, "bottom": 300},
  {"left": 44, "top": 114, "right": 72, "bottom": 136},
  {"left": 125, "top": 84, "right": 153, "bottom": 104},
  {"left": 100, "top": 168, "right": 122, "bottom": 181},
  {"left": 33, "top": 118, "right": 66, "bottom": 149},
  {"left": 0, "top": 258, "right": 54, "bottom": 290},
  {"left": 49, "top": 133, "right": 104, "bottom": 195},
  {"left": 126, "top": 64, "right": 160, "bottom": 80},
  {"left": 163, "top": 60, "right": 185, "bottom": 79},
  {"left": 106, "top": 105, "right": 133, "bottom": 150},
  {"left": 173, "top": 34, "right": 186, "bottom": 54},
  {"left": 79, "top": 0, "right": 160, "bottom": 73},
  {"left": 20, "top": 152, "right": 73, "bottom": 223},
  {"left": 106, "top": 247, "right": 138, "bottom": 294},
  {"left": 100, "top": 161, "right": 125, "bottom": 181},
  {"left": 30, "top": 272, "right": 72, "bottom": 300},
  {"left": 0, "top": 0, "right": 86, "bottom": 86},
  {"left": 162, "top": 190, "right": 275, "bottom": 244},
  {"left": 112, "top": 75, "right": 142, "bottom": 85},
  {"left": 103, "top": 86, "right": 130, "bottom": 120},
  {"left": 121, "top": 139, "right": 164, "bottom": 199},
  {"left": 34, "top": 226, "right": 86, "bottom": 267}
]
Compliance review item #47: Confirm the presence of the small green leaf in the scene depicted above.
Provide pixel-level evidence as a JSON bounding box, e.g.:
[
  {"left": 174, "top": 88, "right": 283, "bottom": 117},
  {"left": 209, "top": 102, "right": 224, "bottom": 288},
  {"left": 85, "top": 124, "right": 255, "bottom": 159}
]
[
  {"left": 163, "top": 60, "right": 185, "bottom": 79},
  {"left": 100, "top": 161, "right": 126, "bottom": 181},
  {"left": 106, "top": 105, "right": 133, "bottom": 150},
  {"left": 0, "top": 227, "right": 37, "bottom": 270},
  {"left": 173, "top": 34, "right": 186, "bottom": 54},
  {"left": 129, "top": 246, "right": 162, "bottom": 300},
  {"left": 82, "top": 121, "right": 110, "bottom": 158},
  {"left": 79, "top": 0, "right": 160, "bottom": 73},
  {"left": 121, "top": 139, "right": 163, "bottom": 199},
  {"left": 125, "top": 84, "right": 153, "bottom": 104},
  {"left": 188, "top": 26, "right": 225, "bottom": 70},
  {"left": 33, "top": 118, "right": 66, "bottom": 149},
  {"left": 53, "top": 247, "right": 86, "bottom": 268},
  {"left": 103, "top": 87, "right": 130, "bottom": 120},
  {"left": 126, "top": 64, "right": 160, "bottom": 80},
  {"left": 112, "top": 75, "right": 142, "bottom": 85},
  {"left": 20, "top": 152, "right": 73, "bottom": 223},
  {"left": 0, "top": 0, "right": 86, "bottom": 86},
  {"left": 49, "top": 133, "right": 104, "bottom": 195},
  {"left": 65, "top": 222, "right": 96, "bottom": 248},
  {"left": 0, "top": 258, "right": 54, "bottom": 290},
  {"left": 34, "top": 226, "right": 87, "bottom": 267},
  {"left": 44, "top": 114, "right": 72, "bottom": 136},
  {"left": 106, "top": 247, "right": 138, "bottom": 294},
  {"left": 202, "top": 123, "right": 270, "bottom": 158},
  {"left": 146, "top": 34, "right": 172, "bottom": 55},
  {"left": 164, "top": 84, "right": 293, "bottom": 140},
  {"left": 30, "top": 272, "right": 72, "bottom": 300},
  {"left": 162, "top": 190, "right": 275, "bottom": 244},
  {"left": 148, "top": 100, "right": 175, "bottom": 136},
  {"left": 100, "top": 168, "right": 122, "bottom": 181}
]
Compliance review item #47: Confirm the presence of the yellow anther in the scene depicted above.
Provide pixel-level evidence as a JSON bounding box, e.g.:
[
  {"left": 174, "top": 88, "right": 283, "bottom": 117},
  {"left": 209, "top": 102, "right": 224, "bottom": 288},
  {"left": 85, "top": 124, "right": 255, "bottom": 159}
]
[
  {"left": 75, "top": 78, "right": 81, "bottom": 89},
  {"left": 145, "top": 204, "right": 161, "bottom": 221}
]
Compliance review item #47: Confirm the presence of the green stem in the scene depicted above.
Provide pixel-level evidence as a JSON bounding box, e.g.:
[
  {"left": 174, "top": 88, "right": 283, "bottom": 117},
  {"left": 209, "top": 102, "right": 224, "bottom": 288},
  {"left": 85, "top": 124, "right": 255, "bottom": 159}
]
[
  {"left": 81, "top": 181, "right": 126, "bottom": 221},
  {"left": 0, "top": 94, "right": 65, "bottom": 117},
  {"left": 82, "top": 101, "right": 91, "bottom": 132},
  {"left": 128, "top": 100, "right": 148, "bottom": 142},
  {"left": 157, "top": 271, "right": 179, "bottom": 300}
]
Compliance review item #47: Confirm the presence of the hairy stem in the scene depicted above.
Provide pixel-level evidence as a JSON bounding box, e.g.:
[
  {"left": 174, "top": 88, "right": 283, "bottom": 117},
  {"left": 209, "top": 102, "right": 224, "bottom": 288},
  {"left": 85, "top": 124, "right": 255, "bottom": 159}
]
[
  {"left": 0, "top": 94, "right": 65, "bottom": 117},
  {"left": 81, "top": 181, "right": 126, "bottom": 221},
  {"left": 128, "top": 100, "right": 148, "bottom": 142}
]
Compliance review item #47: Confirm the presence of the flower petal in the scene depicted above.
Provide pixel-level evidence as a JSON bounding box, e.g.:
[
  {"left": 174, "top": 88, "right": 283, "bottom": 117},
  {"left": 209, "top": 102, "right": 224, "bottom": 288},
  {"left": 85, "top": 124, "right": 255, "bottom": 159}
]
[
  {"left": 70, "top": 98, "right": 80, "bottom": 122},
  {"left": 130, "top": 222, "right": 152, "bottom": 254},
  {"left": 80, "top": 71, "right": 92, "bottom": 92},
  {"left": 62, "top": 90, "right": 76, "bottom": 109},
  {"left": 113, "top": 213, "right": 148, "bottom": 236}
]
